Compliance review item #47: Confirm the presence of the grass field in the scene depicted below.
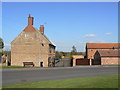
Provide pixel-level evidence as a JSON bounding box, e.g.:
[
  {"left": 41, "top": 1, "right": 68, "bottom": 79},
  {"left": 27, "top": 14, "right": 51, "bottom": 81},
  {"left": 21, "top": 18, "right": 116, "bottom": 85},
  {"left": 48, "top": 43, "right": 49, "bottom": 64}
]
[{"left": 3, "top": 74, "right": 119, "bottom": 88}]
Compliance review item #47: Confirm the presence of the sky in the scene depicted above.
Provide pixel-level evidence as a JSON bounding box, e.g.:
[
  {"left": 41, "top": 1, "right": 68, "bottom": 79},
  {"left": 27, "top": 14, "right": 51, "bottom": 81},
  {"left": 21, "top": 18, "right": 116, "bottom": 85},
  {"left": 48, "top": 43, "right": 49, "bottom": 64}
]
[{"left": 2, "top": 2, "right": 118, "bottom": 52}]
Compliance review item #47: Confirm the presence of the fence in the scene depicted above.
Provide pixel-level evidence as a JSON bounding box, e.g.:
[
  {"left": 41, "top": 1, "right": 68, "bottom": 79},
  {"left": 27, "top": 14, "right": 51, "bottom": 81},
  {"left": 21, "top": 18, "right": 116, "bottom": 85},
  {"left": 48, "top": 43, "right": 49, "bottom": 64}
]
[
  {"left": 55, "top": 58, "right": 72, "bottom": 67},
  {"left": 76, "top": 58, "right": 90, "bottom": 65}
]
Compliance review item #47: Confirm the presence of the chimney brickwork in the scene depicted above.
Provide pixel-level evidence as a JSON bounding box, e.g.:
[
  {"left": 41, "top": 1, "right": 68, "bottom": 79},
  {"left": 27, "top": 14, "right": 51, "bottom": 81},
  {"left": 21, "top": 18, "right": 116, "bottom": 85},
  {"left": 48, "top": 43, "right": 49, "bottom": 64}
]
[
  {"left": 40, "top": 25, "right": 44, "bottom": 34},
  {"left": 28, "top": 14, "right": 34, "bottom": 25}
]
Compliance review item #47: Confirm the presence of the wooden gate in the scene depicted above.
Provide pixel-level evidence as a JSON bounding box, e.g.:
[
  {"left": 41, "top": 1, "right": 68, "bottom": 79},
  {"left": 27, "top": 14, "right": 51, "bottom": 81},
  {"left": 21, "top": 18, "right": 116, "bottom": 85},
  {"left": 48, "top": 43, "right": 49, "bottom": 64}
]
[{"left": 76, "top": 59, "right": 90, "bottom": 65}]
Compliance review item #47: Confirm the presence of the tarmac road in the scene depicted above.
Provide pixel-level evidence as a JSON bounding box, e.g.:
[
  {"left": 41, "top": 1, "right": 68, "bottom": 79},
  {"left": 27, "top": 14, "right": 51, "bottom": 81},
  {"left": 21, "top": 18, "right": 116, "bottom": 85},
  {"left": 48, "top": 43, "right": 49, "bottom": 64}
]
[{"left": 2, "top": 66, "right": 118, "bottom": 86}]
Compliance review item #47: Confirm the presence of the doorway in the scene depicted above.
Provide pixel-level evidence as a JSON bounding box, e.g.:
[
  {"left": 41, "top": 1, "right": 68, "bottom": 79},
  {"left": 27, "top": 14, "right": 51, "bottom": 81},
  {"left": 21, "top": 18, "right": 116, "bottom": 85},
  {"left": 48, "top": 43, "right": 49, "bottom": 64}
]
[{"left": 40, "top": 62, "right": 43, "bottom": 67}]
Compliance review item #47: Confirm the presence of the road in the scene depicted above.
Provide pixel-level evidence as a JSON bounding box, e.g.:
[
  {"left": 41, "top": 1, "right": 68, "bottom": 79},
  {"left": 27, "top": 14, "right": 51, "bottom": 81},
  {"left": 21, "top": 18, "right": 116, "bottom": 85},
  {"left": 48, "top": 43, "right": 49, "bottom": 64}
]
[{"left": 2, "top": 66, "right": 118, "bottom": 86}]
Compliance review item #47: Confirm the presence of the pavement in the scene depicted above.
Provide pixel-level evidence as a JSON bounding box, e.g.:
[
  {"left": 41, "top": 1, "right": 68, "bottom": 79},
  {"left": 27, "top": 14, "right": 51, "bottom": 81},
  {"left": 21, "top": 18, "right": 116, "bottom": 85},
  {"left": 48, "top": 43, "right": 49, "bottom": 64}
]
[{"left": 2, "top": 66, "right": 118, "bottom": 86}]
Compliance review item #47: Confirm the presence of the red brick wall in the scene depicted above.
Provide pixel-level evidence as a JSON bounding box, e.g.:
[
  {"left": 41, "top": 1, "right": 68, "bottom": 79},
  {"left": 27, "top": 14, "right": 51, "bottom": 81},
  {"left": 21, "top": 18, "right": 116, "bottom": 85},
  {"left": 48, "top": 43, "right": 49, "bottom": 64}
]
[{"left": 101, "top": 57, "right": 120, "bottom": 65}]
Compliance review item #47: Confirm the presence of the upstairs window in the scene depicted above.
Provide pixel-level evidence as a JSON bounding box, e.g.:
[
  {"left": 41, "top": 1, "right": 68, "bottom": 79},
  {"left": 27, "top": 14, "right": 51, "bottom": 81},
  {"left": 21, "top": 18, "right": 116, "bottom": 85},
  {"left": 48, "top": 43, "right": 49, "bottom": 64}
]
[{"left": 25, "top": 34, "right": 29, "bottom": 37}]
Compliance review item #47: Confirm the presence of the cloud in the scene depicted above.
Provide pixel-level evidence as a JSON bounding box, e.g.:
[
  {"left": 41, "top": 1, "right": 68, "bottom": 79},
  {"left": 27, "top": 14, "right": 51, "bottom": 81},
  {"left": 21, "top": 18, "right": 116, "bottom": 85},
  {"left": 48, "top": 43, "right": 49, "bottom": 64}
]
[
  {"left": 79, "top": 42, "right": 86, "bottom": 44},
  {"left": 84, "top": 34, "right": 97, "bottom": 37},
  {"left": 105, "top": 32, "right": 112, "bottom": 35},
  {"left": 89, "top": 40, "right": 105, "bottom": 43},
  {"left": 3, "top": 43, "right": 11, "bottom": 51},
  {"left": 5, "top": 43, "right": 11, "bottom": 47}
]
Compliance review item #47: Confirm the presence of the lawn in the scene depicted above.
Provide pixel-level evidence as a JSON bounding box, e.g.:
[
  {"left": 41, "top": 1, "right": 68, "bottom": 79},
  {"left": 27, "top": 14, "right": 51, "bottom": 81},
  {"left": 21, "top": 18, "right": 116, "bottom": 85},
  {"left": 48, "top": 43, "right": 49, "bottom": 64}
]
[{"left": 3, "top": 74, "right": 119, "bottom": 88}]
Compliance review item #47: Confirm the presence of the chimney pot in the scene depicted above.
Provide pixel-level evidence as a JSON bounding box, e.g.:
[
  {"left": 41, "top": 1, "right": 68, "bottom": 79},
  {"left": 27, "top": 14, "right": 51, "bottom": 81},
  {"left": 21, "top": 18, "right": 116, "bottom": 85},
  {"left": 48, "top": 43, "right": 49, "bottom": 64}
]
[
  {"left": 28, "top": 14, "right": 34, "bottom": 25},
  {"left": 29, "top": 14, "right": 31, "bottom": 17}
]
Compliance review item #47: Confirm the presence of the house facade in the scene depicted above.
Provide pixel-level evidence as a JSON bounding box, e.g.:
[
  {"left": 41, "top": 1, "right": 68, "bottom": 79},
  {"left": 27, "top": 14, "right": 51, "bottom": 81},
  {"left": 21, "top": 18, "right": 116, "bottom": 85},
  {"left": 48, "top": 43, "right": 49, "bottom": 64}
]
[
  {"left": 94, "top": 50, "right": 120, "bottom": 65},
  {"left": 11, "top": 15, "right": 55, "bottom": 67},
  {"left": 86, "top": 43, "right": 120, "bottom": 59}
]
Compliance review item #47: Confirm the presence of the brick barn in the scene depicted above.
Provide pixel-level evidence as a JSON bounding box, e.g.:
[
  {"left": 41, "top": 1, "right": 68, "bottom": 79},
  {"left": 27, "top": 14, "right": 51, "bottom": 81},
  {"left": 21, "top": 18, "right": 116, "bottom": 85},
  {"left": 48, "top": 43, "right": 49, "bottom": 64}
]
[
  {"left": 86, "top": 43, "right": 120, "bottom": 59},
  {"left": 94, "top": 50, "right": 120, "bottom": 65},
  {"left": 11, "top": 14, "right": 56, "bottom": 67}
]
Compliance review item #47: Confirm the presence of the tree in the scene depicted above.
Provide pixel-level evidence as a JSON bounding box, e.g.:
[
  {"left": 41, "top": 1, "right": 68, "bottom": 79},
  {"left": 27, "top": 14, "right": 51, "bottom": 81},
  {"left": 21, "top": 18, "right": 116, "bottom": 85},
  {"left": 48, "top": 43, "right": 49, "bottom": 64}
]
[
  {"left": 55, "top": 51, "right": 66, "bottom": 59},
  {"left": 0, "top": 37, "right": 4, "bottom": 49},
  {"left": 55, "top": 51, "right": 60, "bottom": 58},
  {"left": 71, "top": 45, "right": 77, "bottom": 55},
  {"left": 71, "top": 46, "right": 77, "bottom": 52}
]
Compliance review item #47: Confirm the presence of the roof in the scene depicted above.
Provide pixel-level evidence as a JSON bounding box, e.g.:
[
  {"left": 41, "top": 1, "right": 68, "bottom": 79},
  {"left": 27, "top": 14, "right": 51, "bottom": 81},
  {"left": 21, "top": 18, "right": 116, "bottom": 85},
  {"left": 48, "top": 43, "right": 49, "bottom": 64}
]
[
  {"left": 97, "top": 50, "right": 120, "bottom": 57},
  {"left": 23, "top": 25, "right": 37, "bottom": 32},
  {"left": 86, "top": 43, "right": 120, "bottom": 49},
  {"left": 22, "top": 25, "right": 55, "bottom": 46},
  {"left": 42, "top": 34, "right": 55, "bottom": 46}
]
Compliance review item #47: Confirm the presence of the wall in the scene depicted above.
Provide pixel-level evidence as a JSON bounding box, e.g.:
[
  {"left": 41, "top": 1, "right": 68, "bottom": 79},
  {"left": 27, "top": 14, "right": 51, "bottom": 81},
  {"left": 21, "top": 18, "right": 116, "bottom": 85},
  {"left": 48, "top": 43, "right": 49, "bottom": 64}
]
[
  {"left": 11, "top": 31, "right": 52, "bottom": 67},
  {"left": 101, "top": 57, "right": 120, "bottom": 65}
]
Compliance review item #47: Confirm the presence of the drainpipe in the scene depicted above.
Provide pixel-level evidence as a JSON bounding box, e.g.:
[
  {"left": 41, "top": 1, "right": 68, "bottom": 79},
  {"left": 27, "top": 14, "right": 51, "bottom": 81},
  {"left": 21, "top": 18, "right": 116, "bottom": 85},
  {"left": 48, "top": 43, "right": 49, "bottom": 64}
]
[{"left": 6, "top": 54, "right": 8, "bottom": 66}]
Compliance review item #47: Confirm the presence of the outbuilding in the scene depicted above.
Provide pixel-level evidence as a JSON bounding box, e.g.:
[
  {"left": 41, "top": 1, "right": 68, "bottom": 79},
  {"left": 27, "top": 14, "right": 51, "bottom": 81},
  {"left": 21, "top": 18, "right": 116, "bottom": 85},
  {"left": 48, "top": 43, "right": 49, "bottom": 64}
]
[
  {"left": 72, "top": 55, "right": 88, "bottom": 66},
  {"left": 86, "top": 43, "right": 120, "bottom": 59},
  {"left": 94, "top": 50, "right": 120, "bottom": 65}
]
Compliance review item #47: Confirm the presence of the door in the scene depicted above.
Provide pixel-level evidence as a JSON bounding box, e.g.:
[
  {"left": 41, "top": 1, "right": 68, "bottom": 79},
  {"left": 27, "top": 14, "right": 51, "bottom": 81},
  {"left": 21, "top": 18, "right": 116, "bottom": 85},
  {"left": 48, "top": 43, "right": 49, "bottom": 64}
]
[{"left": 40, "top": 62, "right": 43, "bottom": 67}]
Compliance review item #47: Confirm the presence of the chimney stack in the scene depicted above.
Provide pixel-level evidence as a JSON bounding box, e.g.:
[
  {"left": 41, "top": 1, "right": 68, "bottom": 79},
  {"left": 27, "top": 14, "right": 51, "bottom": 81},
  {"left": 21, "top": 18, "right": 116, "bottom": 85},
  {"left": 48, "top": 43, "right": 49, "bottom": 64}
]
[
  {"left": 28, "top": 14, "right": 34, "bottom": 25},
  {"left": 40, "top": 25, "right": 44, "bottom": 34}
]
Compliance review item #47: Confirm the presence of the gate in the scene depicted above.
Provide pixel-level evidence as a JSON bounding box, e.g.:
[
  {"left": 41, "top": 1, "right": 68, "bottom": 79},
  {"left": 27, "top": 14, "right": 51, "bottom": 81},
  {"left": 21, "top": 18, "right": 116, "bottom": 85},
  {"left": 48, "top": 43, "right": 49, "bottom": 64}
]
[
  {"left": 76, "top": 59, "right": 90, "bottom": 65},
  {"left": 55, "top": 58, "right": 73, "bottom": 67}
]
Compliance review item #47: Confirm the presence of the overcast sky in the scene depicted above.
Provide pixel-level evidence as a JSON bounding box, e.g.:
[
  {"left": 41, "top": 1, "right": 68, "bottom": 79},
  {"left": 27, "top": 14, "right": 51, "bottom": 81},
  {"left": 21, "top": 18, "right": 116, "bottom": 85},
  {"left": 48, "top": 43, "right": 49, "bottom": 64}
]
[{"left": 2, "top": 2, "right": 118, "bottom": 52}]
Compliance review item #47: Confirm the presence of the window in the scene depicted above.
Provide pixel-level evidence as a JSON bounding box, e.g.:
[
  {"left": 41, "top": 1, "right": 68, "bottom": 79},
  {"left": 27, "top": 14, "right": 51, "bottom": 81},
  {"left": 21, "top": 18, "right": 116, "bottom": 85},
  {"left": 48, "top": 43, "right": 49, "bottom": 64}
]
[
  {"left": 49, "top": 49, "right": 52, "bottom": 53},
  {"left": 41, "top": 43, "right": 44, "bottom": 46},
  {"left": 25, "top": 34, "right": 29, "bottom": 38}
]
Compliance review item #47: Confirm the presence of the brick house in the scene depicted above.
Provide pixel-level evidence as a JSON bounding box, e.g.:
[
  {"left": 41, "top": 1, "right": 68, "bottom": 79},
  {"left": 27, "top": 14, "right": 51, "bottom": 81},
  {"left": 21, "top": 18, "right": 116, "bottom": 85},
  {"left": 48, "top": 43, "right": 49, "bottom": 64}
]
[
  {"left": 86, "top": 43, "right": 120, "bottom": 59},
  {"left": 94, "top": 50, "right": 120, "bottom": 65},
  {"left": 11, "top": 14, "right": 56, "bottom": 67}
]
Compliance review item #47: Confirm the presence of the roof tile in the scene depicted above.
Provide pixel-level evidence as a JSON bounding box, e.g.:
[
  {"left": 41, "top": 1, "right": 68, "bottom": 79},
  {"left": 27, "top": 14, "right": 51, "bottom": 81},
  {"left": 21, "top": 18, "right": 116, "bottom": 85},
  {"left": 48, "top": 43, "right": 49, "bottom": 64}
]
[
  {"left": 97, "top": 50, "right": 120, "bottom": 57},
  {"left": 86, "top": 43, "right": 120, "bottom": 49}
]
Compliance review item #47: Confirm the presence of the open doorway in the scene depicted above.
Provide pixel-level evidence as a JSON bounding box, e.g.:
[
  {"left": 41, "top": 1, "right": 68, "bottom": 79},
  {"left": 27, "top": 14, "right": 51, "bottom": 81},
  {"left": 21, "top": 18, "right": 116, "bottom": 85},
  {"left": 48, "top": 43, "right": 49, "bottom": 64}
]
[
  {"left": 48, "top": 57, "right": 55, "bottom": 67},
  {"left": 40, "top": 62, "right": 43, "bottom": 67},
  {"left": 48, "top": 57, "right": 51, "bottom": 67}
]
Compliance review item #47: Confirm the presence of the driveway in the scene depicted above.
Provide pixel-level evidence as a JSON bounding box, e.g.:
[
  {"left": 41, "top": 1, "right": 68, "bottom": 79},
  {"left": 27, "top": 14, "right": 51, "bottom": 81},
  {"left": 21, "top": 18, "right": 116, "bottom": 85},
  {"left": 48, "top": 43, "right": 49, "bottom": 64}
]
[{"left": 2, "top": 66, "right": 118, "bottom": 86}]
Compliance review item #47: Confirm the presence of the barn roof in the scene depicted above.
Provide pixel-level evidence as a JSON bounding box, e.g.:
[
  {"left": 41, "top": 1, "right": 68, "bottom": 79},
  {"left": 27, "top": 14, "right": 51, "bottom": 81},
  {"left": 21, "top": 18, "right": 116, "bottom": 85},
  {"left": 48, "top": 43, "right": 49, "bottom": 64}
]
[
  {"left": 86, "top": 43, "right": 120, "bottom": 49},
  {"left": 97, "top": 50, "right": 120, "bottom": 57}
]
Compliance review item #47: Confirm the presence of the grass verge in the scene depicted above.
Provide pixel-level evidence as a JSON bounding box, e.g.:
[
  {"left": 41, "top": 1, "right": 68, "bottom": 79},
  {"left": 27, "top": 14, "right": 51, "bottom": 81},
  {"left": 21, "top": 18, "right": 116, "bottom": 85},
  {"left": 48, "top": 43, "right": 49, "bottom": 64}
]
[
  {"left": 3, "top": 74, "right": 119, "bottom": 88},
  {"left": 1, "top": 66, "right": 25, "bottom": 68}
]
